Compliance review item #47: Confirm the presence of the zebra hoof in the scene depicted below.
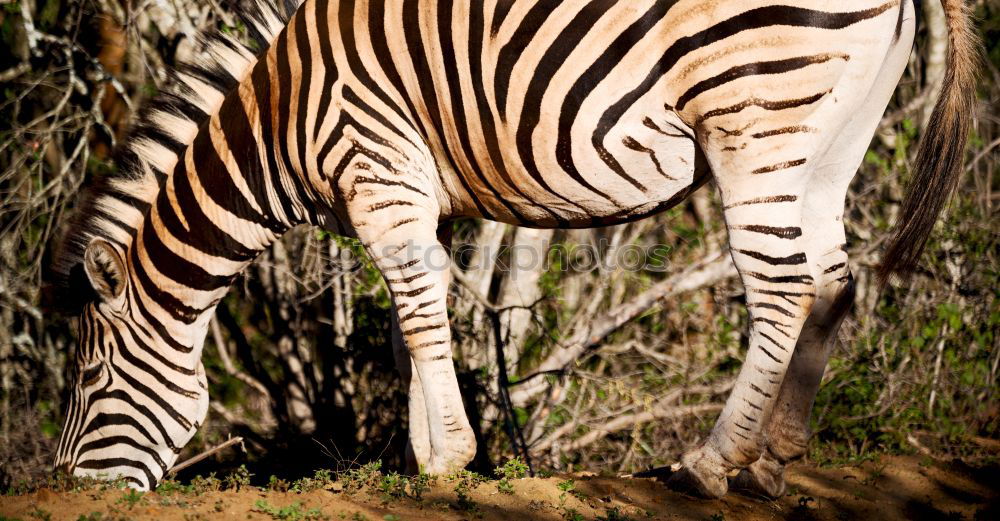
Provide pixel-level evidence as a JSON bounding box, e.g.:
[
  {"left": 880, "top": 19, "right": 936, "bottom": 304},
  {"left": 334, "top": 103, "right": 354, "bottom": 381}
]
[
  {"left": 666, "top": 449, "right": 729, "bottom": 499},
  {"left": 730, "top": 459, "right": 787, "bottom": 499},
  {"left": 422, "top": 455, "right": 469, "bottom": 476},
  {"left": 422, "top": 445, "right": 476, "bottom": 476}
]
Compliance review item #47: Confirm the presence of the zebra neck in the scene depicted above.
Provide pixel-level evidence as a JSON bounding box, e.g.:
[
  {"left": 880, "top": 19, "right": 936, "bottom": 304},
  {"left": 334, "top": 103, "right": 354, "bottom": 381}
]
[
  {"left": 130, "top": 139, "right": 295, "bottom": 338},
  {"left": 121, "top": 3, "right": 354, "bottom": 349}
]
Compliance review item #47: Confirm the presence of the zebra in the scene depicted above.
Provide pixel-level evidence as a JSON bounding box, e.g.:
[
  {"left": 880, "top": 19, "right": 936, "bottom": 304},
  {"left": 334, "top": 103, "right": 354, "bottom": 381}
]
[{"left": 49, "top": 0, "right": 978, "bottom": 496}]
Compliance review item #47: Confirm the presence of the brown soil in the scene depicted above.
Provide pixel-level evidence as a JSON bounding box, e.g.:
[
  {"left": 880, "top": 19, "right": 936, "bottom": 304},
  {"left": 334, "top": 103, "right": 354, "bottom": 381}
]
[{"left": 2, "top": 455, "right": 997, "bottom": 521}]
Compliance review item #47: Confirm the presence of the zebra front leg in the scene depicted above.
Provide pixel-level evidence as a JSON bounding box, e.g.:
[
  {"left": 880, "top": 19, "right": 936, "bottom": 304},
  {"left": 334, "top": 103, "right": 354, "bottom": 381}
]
[
  {"left": 391, "top": 310, "right": 431, "bottom": 473},
  {"left": 355, "top": 216, "right": 476, "bottom": 475},
  {"left": 669, "top": 184, "right": 815, "bottom": 498},
  {"left": 336, "top": 140, "right": 476, "bottom": 474}
]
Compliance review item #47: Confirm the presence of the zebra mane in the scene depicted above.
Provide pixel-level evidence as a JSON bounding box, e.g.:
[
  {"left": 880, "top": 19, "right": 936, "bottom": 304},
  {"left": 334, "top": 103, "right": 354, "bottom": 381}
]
[{"left": 48, "top": 0, "right": 301, "bottom": 312}]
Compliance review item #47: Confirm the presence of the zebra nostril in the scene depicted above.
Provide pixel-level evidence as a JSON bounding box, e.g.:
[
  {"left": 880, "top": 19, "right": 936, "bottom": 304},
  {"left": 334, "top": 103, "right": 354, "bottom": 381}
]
[{"left": 55, "top": 462, "right": 72, "bottom": 475}]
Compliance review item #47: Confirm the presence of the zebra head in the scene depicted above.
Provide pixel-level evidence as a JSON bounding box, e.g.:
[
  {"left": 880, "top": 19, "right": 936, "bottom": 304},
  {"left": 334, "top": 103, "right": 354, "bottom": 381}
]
[{"left": 54, "top": 239, "right": 210, "bottom": 490}]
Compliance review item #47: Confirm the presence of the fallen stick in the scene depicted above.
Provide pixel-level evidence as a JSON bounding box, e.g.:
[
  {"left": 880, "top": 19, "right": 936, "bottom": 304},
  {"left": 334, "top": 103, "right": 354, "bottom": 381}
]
[{"left": 166, "top": 436, "right": 244, "bottom": 477}]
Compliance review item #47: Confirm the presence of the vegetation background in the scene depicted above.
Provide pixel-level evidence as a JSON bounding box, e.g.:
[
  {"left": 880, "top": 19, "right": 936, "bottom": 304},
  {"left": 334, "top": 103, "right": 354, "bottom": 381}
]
[{"left": 0, "top": 0, "right": 997, "bottom": 488}]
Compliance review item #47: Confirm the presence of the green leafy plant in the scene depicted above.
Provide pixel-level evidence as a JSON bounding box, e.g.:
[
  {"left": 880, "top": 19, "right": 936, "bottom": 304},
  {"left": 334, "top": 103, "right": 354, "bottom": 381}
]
[
  {"left": 557, "top": 479, "right": 584, "bottom": 501},
  {"left": 116, "top": 489, "right": 145, "bottom": 509},
  {"left": 190, "top": 473, "right": 222, "bottom": 494},
  {"left": 339, "top": 461, "right": 383, "bottom": 494},
  {"left": 223, "top": 465, "right": 253, "bottom": 491},
  {"left": 292, "top": 469, "right": 335, "bottom": 493},
  {"left": 155, "top": 479, "right": 194, "bottom": 496},
  {"left": 406, "top": 472, "right": 432, "bottom": 501},
  {"left": 376, "top": 472, "right": 408, "bottom": 501},
  {"left": 253, "top": 499, "right": 326, "bottom": 521},
  {"left": 495, "top": 457, "right": 528, "bottom": 494},
  {"left": 449, "top": 470, "right": 488, "bottom": 512},
  {"left": 556, "top": 477, "right": 589, "bottom": 520},
  {"left": 376, "top": 471, "right": 431, "bottom": 502},
  {"left": 268, "top": 475, "right": 291, "bottom": 492}
]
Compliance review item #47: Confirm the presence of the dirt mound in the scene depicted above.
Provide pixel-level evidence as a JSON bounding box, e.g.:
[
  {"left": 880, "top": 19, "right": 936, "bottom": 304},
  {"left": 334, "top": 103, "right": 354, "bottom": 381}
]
[{"left": 2, "top": 456, "right": 997, "bottom": 521}]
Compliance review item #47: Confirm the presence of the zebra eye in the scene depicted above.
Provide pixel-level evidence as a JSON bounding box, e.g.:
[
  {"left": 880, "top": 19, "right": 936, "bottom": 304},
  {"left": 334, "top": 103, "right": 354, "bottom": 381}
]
[{"left": 80, "top": 362, "right": 103, "bottom": 387}]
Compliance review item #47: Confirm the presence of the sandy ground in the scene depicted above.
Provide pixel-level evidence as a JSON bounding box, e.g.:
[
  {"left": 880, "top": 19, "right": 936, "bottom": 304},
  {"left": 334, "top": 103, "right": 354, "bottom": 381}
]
[{"left": 2, "top": 455, "right": 997, "bottom": 520}]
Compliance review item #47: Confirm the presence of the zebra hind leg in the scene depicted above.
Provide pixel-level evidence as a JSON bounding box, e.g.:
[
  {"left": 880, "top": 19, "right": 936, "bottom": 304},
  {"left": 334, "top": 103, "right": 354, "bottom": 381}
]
[
  {"left": 729, "top": 271, "right": 854, "bottom": 498},
  {"left": 666, "top": 108, "right": 834, "bottom": 496},
  {"left": 668, "top": 177, "right": 817, "bottom": 498},
  {"left": 728, "top": 225, "right": 855, "bottom": 498},
  {"left": 730, "top": 19, "right": 913, "bottom": 493}
]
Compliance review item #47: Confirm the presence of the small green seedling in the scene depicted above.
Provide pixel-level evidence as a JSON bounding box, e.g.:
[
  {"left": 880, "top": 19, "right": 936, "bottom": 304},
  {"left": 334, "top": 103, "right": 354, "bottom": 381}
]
[
  {"left": 116, "top": 489, "right": 145, "bottom": 509},
  {"left": 495, "top": 457, "right": 529, "bottom": 494},
  {"left": 449, "top": 470, "right": 488, "bottom": 512},
  {"left": 253, "top": 499, "right": 326, "bottom": 521},
  {"left": 223, "top": 465, "right": 252, "bottom": 491}
]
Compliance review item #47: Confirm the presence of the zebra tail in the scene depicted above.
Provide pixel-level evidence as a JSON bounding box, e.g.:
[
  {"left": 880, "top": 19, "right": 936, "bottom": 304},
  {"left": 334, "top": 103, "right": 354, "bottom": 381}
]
[{"left": 877, "top": 0, "right": 981, "bottom": 288}]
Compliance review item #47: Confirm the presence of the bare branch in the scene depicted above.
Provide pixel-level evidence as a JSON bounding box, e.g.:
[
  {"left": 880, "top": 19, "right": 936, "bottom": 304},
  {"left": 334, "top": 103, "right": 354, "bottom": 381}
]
[
  {"left": 510, "top": 250, "right": 737, "bottom": 405},
  {"left": 167, "top": 436, "right": 244, "bottom": 476},
  {"left": 209, "top": 316, "right": 273, "bottom": 400},
  {"left": 530, "top": 379, "right": 733, "bottom": 454}
]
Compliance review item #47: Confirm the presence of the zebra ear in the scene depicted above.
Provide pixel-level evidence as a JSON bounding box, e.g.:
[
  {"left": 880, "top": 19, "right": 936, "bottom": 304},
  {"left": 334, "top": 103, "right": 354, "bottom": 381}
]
[{"left": 83, "top": 239, "right": 127, "bottom": 303}]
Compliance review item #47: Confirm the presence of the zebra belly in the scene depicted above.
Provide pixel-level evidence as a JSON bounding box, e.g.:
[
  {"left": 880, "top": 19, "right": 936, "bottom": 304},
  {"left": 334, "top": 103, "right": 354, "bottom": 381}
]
[
  {"left": 447, "top": 111, "right": 702, "bottom": 228},
  {"left": 522, "top": 139, "right": 699, "bottom": 228}
]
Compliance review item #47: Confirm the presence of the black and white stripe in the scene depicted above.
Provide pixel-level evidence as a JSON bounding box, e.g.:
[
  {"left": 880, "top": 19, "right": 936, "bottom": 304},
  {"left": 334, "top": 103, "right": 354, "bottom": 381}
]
[{"left": 51, "top": 0, "right": 976, "bottom": 497}]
